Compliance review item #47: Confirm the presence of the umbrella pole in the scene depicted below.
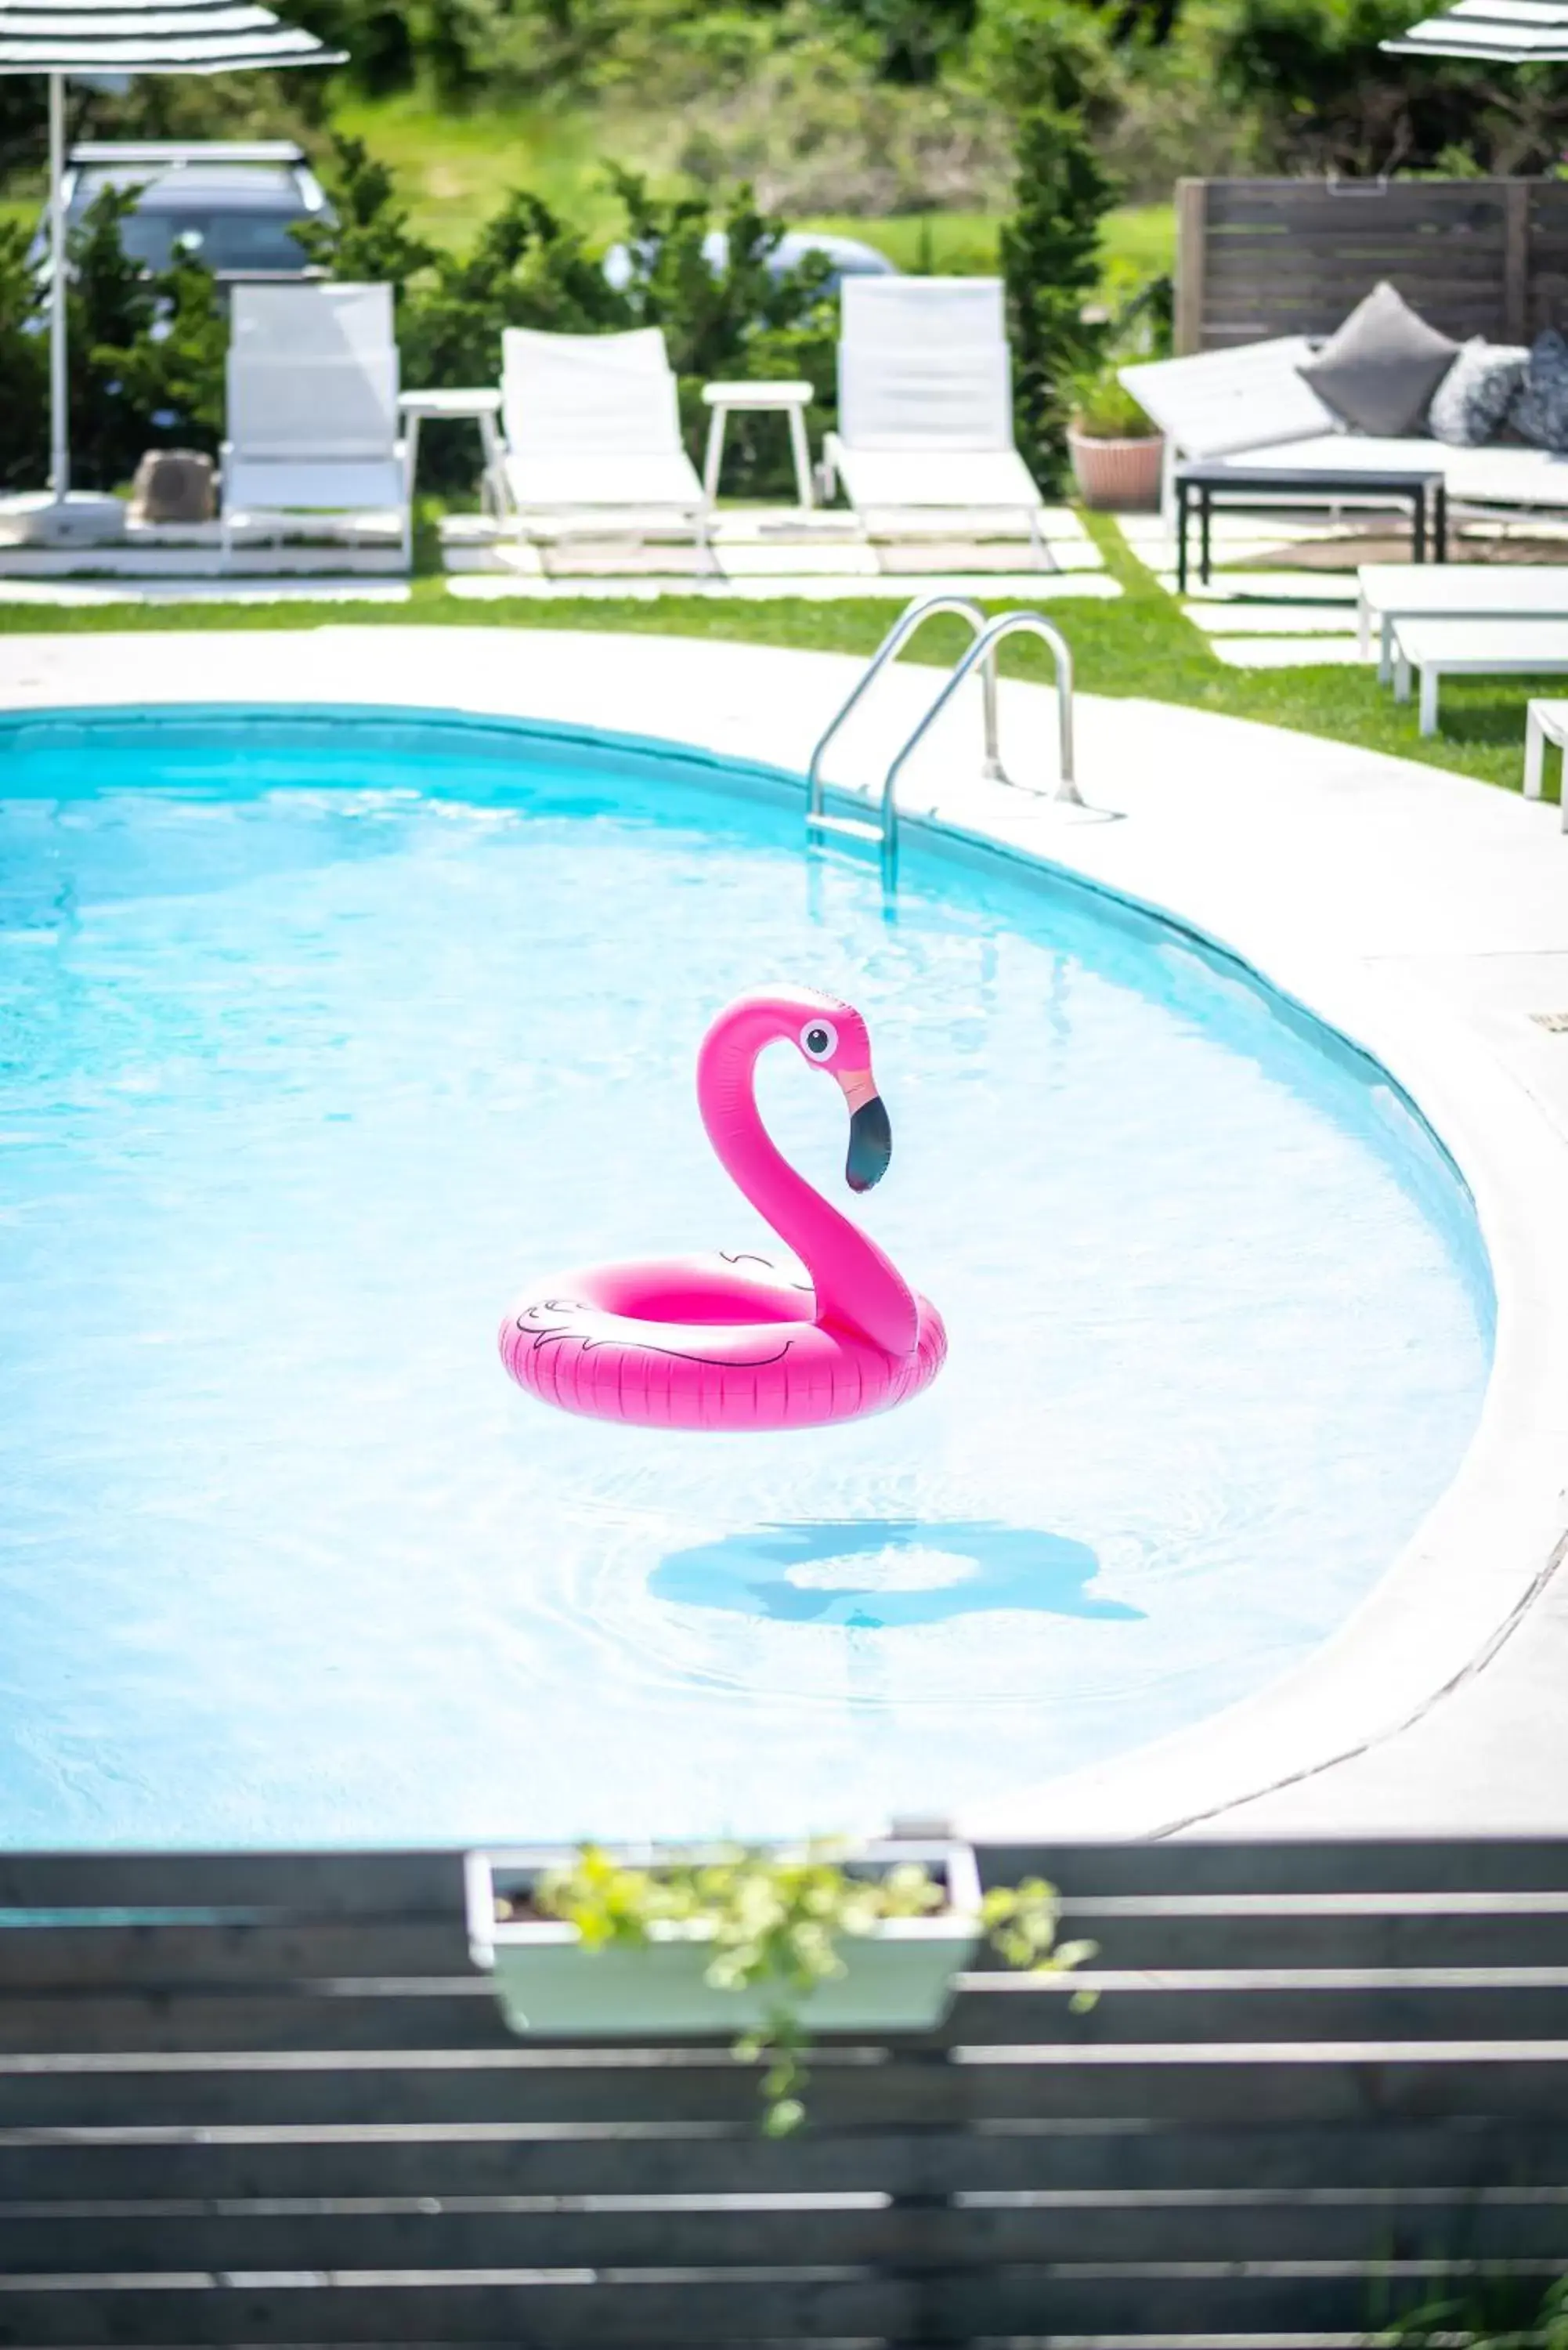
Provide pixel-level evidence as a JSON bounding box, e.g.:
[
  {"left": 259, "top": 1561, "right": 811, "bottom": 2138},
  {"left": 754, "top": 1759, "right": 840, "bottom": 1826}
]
[{"left": 48, "top": 70, "right": 67, "bottom": 502}]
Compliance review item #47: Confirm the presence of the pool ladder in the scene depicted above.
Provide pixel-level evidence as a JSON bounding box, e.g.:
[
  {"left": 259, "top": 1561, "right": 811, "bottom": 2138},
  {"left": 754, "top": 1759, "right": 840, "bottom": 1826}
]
[{"left": 804, "top": 594, "right": 1079, "bottom": 884}]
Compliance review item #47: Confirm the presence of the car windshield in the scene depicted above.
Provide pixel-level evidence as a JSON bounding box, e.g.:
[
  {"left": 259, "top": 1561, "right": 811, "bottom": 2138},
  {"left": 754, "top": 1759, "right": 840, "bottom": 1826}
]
[{"left": 106, "top": 205, "right": 314, "bottom": 273}]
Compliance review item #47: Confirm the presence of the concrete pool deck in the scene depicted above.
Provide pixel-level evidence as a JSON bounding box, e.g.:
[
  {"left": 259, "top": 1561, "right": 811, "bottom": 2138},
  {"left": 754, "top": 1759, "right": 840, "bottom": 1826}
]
[{"left": 2, "top": 624, "right": 1566, "bottom": 1840}]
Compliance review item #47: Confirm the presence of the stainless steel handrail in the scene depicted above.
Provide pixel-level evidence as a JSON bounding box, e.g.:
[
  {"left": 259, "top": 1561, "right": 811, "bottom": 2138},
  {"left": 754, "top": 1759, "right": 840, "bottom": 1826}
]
[
  {"left": 805, "top": 594, "right": 1002, "bottom": 841},
  {"left": 878, "top": 609, "right": 1078, "bottom": 884}
]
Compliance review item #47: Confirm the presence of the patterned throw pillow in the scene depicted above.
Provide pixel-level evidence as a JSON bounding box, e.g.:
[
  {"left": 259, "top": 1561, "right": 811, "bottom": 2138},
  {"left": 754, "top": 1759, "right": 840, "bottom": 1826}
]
[
  {"left": 1297, "top": 280, "right": 1460, "bottom": 437},
  {"left": 1511, "top": 330, "right": 1568, "bottom": 452},
  {"left": 1426, "top": 338, "right": 1529, "bottom": 446}
]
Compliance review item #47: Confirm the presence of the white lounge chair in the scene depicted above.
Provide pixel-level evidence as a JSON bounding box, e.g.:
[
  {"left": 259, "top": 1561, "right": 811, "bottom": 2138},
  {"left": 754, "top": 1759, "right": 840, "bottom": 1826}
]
[
  {"left": 1523, "top": 698, "right": 1568, "bottom": 817},
  {"left": 1121, "top": 339, "right": 1568, "bottom": 528},
  {"left": 821, "top": 278, "right": 1048, "bottom": 562},
  {"left": 221, "top": 283, "right": 411, "bottom": 569},
  {"left": 1390, "top": 616, "right": 1568, "bottom": 734},
  {"left": 1358, "top": 562, "right": 1568, "bottom": 680},
  {"left": 490, "top": 326, "right": 711, "bottom": 564}
]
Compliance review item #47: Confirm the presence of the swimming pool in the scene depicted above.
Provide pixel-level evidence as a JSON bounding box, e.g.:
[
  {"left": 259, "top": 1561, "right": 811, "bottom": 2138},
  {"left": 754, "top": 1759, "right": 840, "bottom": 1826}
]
[{"left": 0, "top": 705, "right": 1493, "bottom": 1847}]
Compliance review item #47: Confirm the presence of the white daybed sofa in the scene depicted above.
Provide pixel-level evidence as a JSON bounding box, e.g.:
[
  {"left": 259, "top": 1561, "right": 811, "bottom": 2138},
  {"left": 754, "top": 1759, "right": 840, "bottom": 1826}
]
[{"left": 1120, "top": 337, "right": 1568, "bottom": 522}]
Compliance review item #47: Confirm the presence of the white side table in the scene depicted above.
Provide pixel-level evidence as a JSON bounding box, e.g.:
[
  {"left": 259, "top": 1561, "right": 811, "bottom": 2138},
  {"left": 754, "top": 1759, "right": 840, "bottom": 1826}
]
[
  {"left": 399, "top": 389, "right": 505, "bottom": 512},
  {"left": 1524, "top": 698, "right": 1568, "bottom": 826},
  {"left": 701, "top": 380, "right": 815, "bottom": 510}
]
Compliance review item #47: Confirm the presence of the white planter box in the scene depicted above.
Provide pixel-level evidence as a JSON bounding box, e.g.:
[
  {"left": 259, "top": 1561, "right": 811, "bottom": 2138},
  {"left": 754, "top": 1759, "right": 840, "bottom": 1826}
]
[{"left": 464, "top": 1841, "right": 982, "bottom": 2038}]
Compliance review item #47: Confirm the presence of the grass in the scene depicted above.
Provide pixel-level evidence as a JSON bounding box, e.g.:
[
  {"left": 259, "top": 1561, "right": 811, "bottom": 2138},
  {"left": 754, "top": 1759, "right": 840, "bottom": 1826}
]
[
  {"left": 317, "top": 97, "right": 1176, "bottom": 287},
  {"left": 1098, "top": 203, "right": 1177, "bottom": 291},
  {"left": 2, "top": 85, "right": 1174, "bottom": 301},
  {"left": 329, "top": 95, "right": 616, "bottom": 244},
  {"left": 799, "top": 211, "right": 1002, "bottom": 275},
  {"left": 0, "top": 515, "right": 1549, "bottom": 802}
]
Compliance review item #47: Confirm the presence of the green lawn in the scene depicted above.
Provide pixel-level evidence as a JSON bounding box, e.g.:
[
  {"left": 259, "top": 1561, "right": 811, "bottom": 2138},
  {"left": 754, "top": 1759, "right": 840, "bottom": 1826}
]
[
  {"left": 2, "top": 86, "right": 1173, "bottom": 298},
  {"left": 324, "top": 99, "right": 1173, "bottom": 296},
  {"left": 0, "top": 517, "right": 1547, "bottom": 803},
  {"left": 330, "top": 94, "right": 614, "bottom": 244},
  {"left": 799, "top": 204, "right": 1173, "bottom": 291},
  {"left": 798, "top": 211, "right": 1002, "bottom": 275}
]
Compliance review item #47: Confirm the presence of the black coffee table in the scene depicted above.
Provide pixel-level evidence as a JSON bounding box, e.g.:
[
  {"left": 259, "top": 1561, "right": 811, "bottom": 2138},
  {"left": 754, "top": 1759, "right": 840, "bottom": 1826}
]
[{"left": 1173, "top": 461, "right": 1448, "bottom": 594}]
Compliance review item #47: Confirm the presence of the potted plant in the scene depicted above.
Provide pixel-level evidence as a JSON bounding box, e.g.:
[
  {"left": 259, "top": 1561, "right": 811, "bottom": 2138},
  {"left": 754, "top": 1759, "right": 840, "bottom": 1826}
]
[
  {"left": 1066, "top": 367, "right": 1164, "bottom": 511},
  {"left": 465, "top": 1839, "right": 1095, "bottom": 2136}
]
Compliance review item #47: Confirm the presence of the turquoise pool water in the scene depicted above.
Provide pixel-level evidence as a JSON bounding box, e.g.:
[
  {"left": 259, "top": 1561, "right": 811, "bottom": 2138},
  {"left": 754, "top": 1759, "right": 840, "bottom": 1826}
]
[{"left": 0, "top": 707, "right": 1492, "bottom": 1847}]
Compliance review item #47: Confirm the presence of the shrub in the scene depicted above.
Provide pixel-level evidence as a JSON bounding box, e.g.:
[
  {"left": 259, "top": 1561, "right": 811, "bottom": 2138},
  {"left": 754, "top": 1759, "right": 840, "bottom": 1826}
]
[
  {"left": 0, "top": 220, "right": 48, "bottom": 493},
  {"left": 93, "top": 247, "right": 229, "bottom": 461},
  {"left": 1002, "top": 103, "right": 1118, "bottom": 491},
  {"left": 1068, "top": 367, "right": 1154, "bottom": 436},
  {"left": 0, "top": 186, "right": 235, "bottom": 495}
]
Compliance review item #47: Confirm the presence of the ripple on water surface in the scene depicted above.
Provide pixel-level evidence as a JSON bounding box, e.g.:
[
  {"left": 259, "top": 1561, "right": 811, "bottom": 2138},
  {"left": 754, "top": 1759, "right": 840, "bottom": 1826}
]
[{"left": 0, "top": 710, "right": 1493, "bottom": 1846}]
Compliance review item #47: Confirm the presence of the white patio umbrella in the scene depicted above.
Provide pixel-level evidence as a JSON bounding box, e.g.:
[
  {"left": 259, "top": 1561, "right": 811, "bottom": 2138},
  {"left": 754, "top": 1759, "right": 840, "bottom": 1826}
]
[
  {"left": 0, "top": 0, "right": 345, "bottom": 539},
  {"left": 1382, "top": 0, "right": 1568, "bottom": 60}
]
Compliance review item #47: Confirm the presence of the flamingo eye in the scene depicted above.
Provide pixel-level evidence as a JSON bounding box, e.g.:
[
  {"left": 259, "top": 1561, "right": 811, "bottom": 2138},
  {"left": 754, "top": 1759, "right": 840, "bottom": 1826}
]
[{"left": 800, "top": 1019, "right": 838, "bottom": 1061}]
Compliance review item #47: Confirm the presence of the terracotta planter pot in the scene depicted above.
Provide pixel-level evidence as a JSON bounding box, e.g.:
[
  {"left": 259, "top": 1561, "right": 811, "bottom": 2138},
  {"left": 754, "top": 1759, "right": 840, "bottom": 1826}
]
[
  {"left": 1068, "top": 427, "right": 1165, "bottom": 512},
  {"left": 465, "top": 1840, "right": 982, "bottom": 2037}
]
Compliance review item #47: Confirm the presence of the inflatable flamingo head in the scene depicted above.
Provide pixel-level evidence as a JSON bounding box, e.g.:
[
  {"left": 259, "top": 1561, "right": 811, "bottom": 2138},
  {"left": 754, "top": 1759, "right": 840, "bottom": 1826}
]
[
  {"left": 699, "top": 986, "right": 894, "bottom": 1196},
  {"left": 789, "top": 989, "right": 891, "bottom": 1195}
]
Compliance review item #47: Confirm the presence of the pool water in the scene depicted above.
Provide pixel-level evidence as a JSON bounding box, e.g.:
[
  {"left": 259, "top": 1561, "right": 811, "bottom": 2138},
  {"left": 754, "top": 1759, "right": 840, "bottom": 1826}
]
[{"left": 0, "top": 708, "right": 1492, "bottom": 1847}]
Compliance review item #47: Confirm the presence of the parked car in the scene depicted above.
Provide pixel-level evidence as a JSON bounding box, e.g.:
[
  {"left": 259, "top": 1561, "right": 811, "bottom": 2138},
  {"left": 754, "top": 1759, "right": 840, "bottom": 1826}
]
[
  {"left": 602, "top": 227, "right": 899, "bottom": 298},
  {"left": 29, "top": 140, "right": 332, "bottom": 289}
]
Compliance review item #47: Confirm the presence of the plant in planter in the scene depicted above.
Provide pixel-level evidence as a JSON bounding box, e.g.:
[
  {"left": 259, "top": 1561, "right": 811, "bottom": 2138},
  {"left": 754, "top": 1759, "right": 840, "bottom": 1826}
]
[
  {"left": 1066, "top": 369, "right": 1165, "bottom": 512},
  {"left": 466, "top": 1840, "right": 1097, "bottom": 2137}
]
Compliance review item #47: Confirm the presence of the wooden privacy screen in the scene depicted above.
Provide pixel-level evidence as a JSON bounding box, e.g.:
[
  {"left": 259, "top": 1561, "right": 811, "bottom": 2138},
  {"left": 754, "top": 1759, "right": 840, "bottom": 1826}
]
[
  {"left": 1175, "top": 176, "right": 1568, "bottom": 353},
  {"left": 0, "top": 1838, "right": 1561, "bottom": 2343}
]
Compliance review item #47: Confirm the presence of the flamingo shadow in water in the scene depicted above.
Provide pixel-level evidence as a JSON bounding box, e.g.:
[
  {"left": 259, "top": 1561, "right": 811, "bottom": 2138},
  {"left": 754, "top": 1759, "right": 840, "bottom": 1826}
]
[{"left": 649, "top": 1519, "right": 1143, "bottom": 1629}]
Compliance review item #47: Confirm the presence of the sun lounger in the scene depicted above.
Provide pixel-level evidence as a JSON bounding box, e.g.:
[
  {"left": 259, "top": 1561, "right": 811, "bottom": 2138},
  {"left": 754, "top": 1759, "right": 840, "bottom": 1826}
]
[
  {"left": 1121, "top": 341, "right": 1568, "bottom": 526},
  {"left": 821, "top": 277, "right": 1048, "bottom": 562},
  {"left": 1523, "top": 698, "right": 1568, "bottom": 817},
  {"left": 492, "top": 326, "right": 711, "bottom": 563},
  {"left": 221, "top": 283, "right": 411, "bottom": 567},
  {"left": 1389, "top": 616, "right": 1568, "bottom": 732},
  {"left": 1359, "top": 562, "right": 1568, "bottom": 680}
]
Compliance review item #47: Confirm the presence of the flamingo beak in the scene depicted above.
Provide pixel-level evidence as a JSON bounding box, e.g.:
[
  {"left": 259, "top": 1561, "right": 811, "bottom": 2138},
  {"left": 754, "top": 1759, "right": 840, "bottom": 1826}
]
[{"left": 837, "top": 1068, "right": 891, "bottom": 1194}]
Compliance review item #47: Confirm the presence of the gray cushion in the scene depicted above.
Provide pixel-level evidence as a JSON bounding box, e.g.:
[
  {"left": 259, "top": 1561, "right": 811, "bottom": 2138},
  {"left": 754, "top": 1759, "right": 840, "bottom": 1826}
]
[
  {"left": 1297, "top": 280, "right": 1460, "bottom": 436},
  {"left": 1426, "top": 338, "right": 1528, "bottom": 446},
  {"left": 1511, "top": 329, "right": 1568, "bottom": 452}
]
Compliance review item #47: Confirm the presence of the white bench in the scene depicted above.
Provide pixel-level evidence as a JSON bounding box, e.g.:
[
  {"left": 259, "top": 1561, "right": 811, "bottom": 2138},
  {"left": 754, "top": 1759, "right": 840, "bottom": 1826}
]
[
  {"left": 1390, "top": 617, "right": 1568, "bottom": 735},
  {"left": 1525, "top": 698, "right": 1568, "bottom": 822},
  {"left": 1360, "top": 564, "right": 1568, "bottom": 682}
]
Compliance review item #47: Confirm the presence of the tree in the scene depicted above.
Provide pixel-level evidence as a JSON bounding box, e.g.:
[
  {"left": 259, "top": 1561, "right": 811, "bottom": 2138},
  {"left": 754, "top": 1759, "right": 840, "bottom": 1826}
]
[
  {"left": 290, "top": 132, "right": 436, "bottom": 291},
  {"left": 96, "top": 248, "right": 228, "bottom": 459},
  {"left": 971, "top": 0, "right": 1118, "bottom": 118},
  {"left": 0, "top": 222, "right": 49, "bottom": 492},
  {"left": 1001, "top": 105, "right": 1118, "bottom": 490},
  {"left": 67, "top": 188, "right": 164, "bottom": 488}
]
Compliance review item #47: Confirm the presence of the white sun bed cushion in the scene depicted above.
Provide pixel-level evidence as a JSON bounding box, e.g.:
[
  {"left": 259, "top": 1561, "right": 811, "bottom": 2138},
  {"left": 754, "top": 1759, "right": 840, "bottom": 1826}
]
[
  {"left": 826, "top": 443, "right": 1042, "bottom": 514},
  {"left": 1204, "top": 433, "right": 1568, "bottom": 506},
  {"left": 1119, "top": 340, "right": 1339, "bottom": 459},
  {"left": 222, "top": 455, "right": 410, "bottom": 522},
  {"left": 500, "top": 452, "right": 706, "bottom": 512},
  {"left": 498, "top": 327, "right": 706, "bottom": 513}
]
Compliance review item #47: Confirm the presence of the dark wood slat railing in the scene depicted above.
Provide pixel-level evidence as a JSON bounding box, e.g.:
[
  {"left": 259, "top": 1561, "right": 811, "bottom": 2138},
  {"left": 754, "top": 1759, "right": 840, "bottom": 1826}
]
[
  {"left": 1173, "top": 177, "right": 1568, "bottom": 352},
  {"left": 0, "top": 1839, "right": 1557, "bottom": 2345}
]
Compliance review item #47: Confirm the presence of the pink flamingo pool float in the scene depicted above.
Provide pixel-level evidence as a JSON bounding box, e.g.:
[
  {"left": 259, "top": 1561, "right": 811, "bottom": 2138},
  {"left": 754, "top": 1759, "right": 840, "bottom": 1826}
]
[{"left": 500, "top": 986, "right": 946, "bottom": 1430}]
